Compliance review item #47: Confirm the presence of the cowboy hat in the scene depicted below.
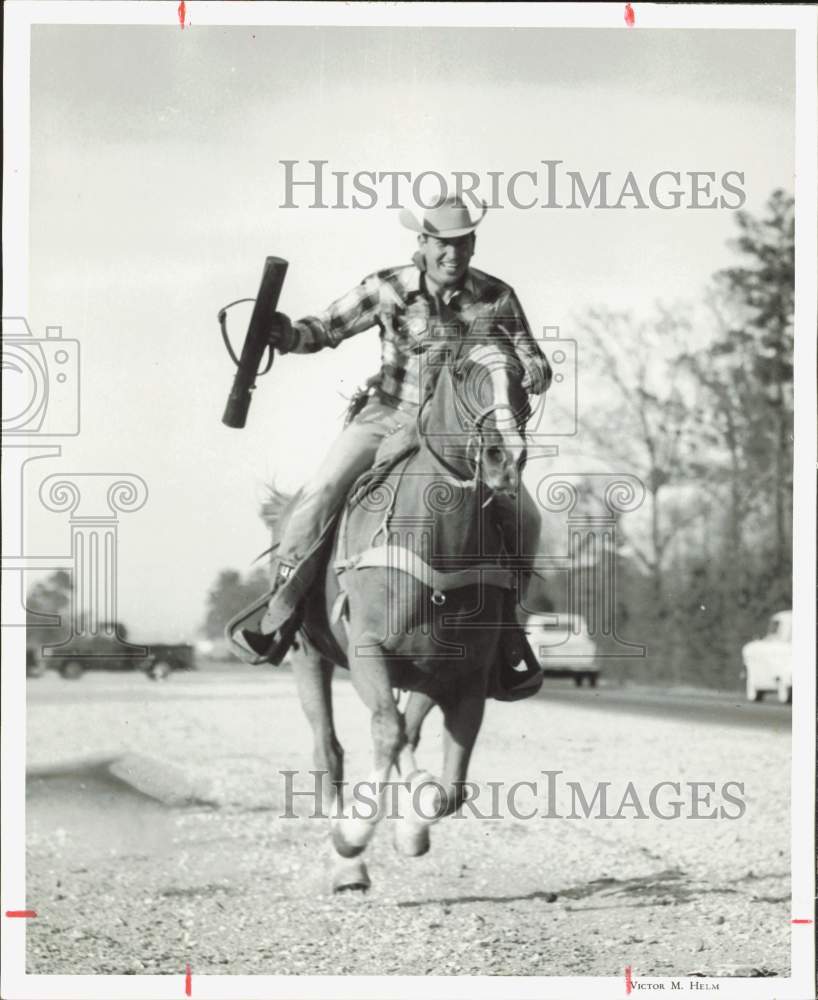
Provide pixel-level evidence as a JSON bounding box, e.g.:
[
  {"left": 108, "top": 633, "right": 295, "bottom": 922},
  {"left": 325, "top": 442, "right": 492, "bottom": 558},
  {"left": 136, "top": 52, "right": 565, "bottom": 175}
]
[{"left": 399, "top": 196, "right": 488, "bottom": 238}]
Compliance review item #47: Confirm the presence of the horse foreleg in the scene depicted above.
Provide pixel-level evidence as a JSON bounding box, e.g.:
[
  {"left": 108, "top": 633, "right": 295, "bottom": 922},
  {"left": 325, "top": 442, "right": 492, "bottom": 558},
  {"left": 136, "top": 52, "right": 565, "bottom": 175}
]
[
  {"left": 391, "top": 691, "right": 438, "bottom": 856},
  {"left": 436, "top": 676, "right": 488, "bottom": 816},
  {"left": 396, "top": 690, "right": 436, "bottom": 776},
  {"left": 395, "top": 673, "right": 488, "bottom": 856},
  {"left": 291, "top": 640, "right": 343, "bottom": 817},
  {"left": 291, "top": 641, "right": 370, "bottom": 892},
  {"left": 331, "top": 638, "right": 406, "bottom": 860}
]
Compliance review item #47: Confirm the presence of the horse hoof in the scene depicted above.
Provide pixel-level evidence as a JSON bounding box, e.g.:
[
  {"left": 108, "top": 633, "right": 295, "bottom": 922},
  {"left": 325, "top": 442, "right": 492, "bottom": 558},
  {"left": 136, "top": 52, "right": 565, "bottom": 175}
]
[
  {"left": 330, "top": 819, "right": 367, "bottom": 859},
  {"left": 394, "top": 821, "right": 430, "bottom": 857},
  {"left": 331, "top": 856, "right": 371, "bottom": 894}
]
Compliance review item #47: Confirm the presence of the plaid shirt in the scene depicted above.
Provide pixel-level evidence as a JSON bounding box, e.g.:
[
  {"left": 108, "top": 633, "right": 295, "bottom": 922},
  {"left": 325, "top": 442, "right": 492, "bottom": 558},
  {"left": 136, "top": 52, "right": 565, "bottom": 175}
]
[{"left": 291, "top": 261, "right": 552, "bottom": 407}]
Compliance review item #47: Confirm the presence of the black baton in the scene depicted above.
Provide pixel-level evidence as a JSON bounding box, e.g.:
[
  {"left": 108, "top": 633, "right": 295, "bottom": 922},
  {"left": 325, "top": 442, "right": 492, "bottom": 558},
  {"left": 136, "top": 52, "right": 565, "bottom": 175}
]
[{"left": 221, "top": 256, "right": 289, "bottom": 429}]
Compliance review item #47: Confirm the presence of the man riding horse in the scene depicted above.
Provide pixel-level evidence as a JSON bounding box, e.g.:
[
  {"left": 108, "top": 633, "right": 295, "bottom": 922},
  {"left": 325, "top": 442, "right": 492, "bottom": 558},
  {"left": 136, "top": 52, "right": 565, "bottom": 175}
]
[{"left": 243, "top": 197, "right": 551, "bottom": 685}]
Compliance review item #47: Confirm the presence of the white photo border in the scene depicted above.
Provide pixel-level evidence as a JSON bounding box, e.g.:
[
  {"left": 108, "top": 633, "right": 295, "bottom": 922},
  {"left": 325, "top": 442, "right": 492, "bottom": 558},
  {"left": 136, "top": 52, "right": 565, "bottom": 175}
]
[{"left": 2, "top": 3, "right": 815, "bottom": 999}]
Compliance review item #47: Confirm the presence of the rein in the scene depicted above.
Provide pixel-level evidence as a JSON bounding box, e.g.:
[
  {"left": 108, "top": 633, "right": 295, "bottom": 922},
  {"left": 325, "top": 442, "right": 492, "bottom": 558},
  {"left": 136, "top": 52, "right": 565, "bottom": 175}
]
[{"left": 414, "top": 342, "right": 517, "bottom": 499}]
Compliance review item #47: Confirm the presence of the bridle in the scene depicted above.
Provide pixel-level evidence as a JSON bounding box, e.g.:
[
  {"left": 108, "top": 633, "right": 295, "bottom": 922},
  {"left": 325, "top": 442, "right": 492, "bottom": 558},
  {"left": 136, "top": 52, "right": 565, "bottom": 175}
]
[{"left": 416, "top": 341, "right": 527, "bottom": 497}]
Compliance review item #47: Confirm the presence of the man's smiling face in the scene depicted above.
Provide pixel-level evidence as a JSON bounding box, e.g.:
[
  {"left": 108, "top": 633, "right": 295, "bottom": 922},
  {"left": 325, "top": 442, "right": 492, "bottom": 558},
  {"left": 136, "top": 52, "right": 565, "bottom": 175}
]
[{"left": 418, "top": 233, "right": 475, "bottom": 289}]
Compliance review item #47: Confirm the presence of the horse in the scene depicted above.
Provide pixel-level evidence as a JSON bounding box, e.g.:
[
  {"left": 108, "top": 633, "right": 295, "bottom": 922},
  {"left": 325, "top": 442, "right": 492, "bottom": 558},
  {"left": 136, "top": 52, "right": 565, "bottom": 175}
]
[{"left": 264, "top": 335, "right": 532, "bottom": 892}]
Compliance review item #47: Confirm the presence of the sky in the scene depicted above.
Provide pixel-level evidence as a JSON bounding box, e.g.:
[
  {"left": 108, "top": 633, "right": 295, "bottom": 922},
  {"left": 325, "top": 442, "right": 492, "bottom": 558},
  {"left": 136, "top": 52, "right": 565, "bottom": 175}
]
[{"left": 19, "top": 23, "right": 794, "bottom": 640}]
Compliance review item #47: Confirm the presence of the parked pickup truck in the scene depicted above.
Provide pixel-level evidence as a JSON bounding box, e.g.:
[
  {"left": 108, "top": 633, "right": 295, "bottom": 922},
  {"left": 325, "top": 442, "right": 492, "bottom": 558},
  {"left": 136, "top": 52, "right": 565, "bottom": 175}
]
[
  {"left": 27, "top": 636, "right": 195, "bottom": 681},
  {"left": 741, "top": 609, "right": 792, "bottom": 704}
]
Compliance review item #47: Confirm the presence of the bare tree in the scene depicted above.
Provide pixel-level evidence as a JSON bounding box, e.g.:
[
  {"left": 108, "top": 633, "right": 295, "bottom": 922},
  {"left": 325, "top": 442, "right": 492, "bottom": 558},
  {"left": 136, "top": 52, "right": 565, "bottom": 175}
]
[
  {"left": 576, "top": 307, "right": 702, "bottom": 611},
  {"left": 573, "top": 191, "right": 794, "bottom": 688},
  {"left": 202, "top": 567, "right": 269, "bottom": 640}
]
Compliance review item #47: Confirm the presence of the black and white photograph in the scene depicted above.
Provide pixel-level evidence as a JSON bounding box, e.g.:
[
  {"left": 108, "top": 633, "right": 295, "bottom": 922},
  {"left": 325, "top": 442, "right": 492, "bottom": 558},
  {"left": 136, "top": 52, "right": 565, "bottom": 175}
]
[{"left": 2, "top": 3, "right": 816, "bottom": 998}]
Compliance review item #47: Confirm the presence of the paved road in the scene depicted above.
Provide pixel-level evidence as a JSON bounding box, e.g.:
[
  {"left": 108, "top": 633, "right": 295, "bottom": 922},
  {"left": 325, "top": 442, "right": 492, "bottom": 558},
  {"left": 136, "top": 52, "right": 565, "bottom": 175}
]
[
  {"left": 29, "top": 666, "right": 792, "bottom": 733},
  {"left": 536, "top": 681, "right": 792, "bottom": 733},
  {"left": 23, "top": 668, "right": 793, "bottom": 980}
]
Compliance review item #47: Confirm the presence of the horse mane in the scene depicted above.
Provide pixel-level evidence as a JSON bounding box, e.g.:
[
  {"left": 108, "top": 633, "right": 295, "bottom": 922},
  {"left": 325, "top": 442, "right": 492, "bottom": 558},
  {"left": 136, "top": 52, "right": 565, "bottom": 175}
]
[
  {"left": 260, "top": 482, "right": 295, "bottom": 544},
  {"left": 422, "top": 333, "right": 530, "bottom": 432}
]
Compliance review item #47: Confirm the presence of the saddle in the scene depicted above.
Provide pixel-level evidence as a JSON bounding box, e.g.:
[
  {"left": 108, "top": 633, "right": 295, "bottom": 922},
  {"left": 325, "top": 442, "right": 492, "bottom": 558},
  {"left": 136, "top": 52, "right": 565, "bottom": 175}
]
[{"left": 225, "top": 429, "right": 422, "bottom": 666}]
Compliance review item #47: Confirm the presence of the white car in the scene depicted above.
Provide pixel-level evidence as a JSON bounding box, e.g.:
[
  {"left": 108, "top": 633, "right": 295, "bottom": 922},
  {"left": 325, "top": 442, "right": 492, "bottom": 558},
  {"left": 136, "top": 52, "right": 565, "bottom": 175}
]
[
  {"left": 525, "top": 613, "right": 599, "bottom": 687},
  {"left": 742, "top": 610, "right": 792, "bottom": 704}
]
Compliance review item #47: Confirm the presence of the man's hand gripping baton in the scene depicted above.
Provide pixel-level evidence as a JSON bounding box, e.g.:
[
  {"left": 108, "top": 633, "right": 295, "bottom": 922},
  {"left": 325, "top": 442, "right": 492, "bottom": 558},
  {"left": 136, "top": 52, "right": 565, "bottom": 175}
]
[{"left": 219, "top": 256, "right": 289, "bottom": 429}]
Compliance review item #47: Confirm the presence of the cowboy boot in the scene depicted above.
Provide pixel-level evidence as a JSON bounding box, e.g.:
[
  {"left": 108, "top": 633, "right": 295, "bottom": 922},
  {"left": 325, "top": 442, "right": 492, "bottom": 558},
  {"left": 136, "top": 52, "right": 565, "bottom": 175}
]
[{"left": 241, "top": 561, "right": 302, "bottom": 665}]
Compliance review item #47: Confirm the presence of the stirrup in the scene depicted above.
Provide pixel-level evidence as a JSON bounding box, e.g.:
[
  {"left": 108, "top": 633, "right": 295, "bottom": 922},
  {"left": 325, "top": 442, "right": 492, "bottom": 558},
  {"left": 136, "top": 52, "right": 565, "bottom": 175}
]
[
  {"left": 241, "top": 615, "right": 299, "bottom": 666},
  {"left": 224, "top": 563, "right": 299, "bottom": 666},
  {"left": 491, "top": 659, "right": 543, "bottom": 702},
  {"left": 490, "top": 628, "right": 544, "bottom": 702},
  {"left": 241, "top": 562, "right": 299, "bottom": 665}
]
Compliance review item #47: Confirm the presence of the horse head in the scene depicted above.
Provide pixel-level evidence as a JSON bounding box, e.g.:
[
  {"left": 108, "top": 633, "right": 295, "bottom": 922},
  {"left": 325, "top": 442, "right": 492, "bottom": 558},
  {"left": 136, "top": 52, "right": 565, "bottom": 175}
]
[{"left": 418, "top": 336, "right": 529, "bottom": 498}]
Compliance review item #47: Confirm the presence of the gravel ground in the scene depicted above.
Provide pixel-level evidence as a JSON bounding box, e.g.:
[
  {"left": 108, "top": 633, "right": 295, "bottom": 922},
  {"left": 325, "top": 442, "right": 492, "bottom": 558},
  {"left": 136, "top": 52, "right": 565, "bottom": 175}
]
[{"left": 26, "top": 666, "right": 791, "bottom": 978}]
